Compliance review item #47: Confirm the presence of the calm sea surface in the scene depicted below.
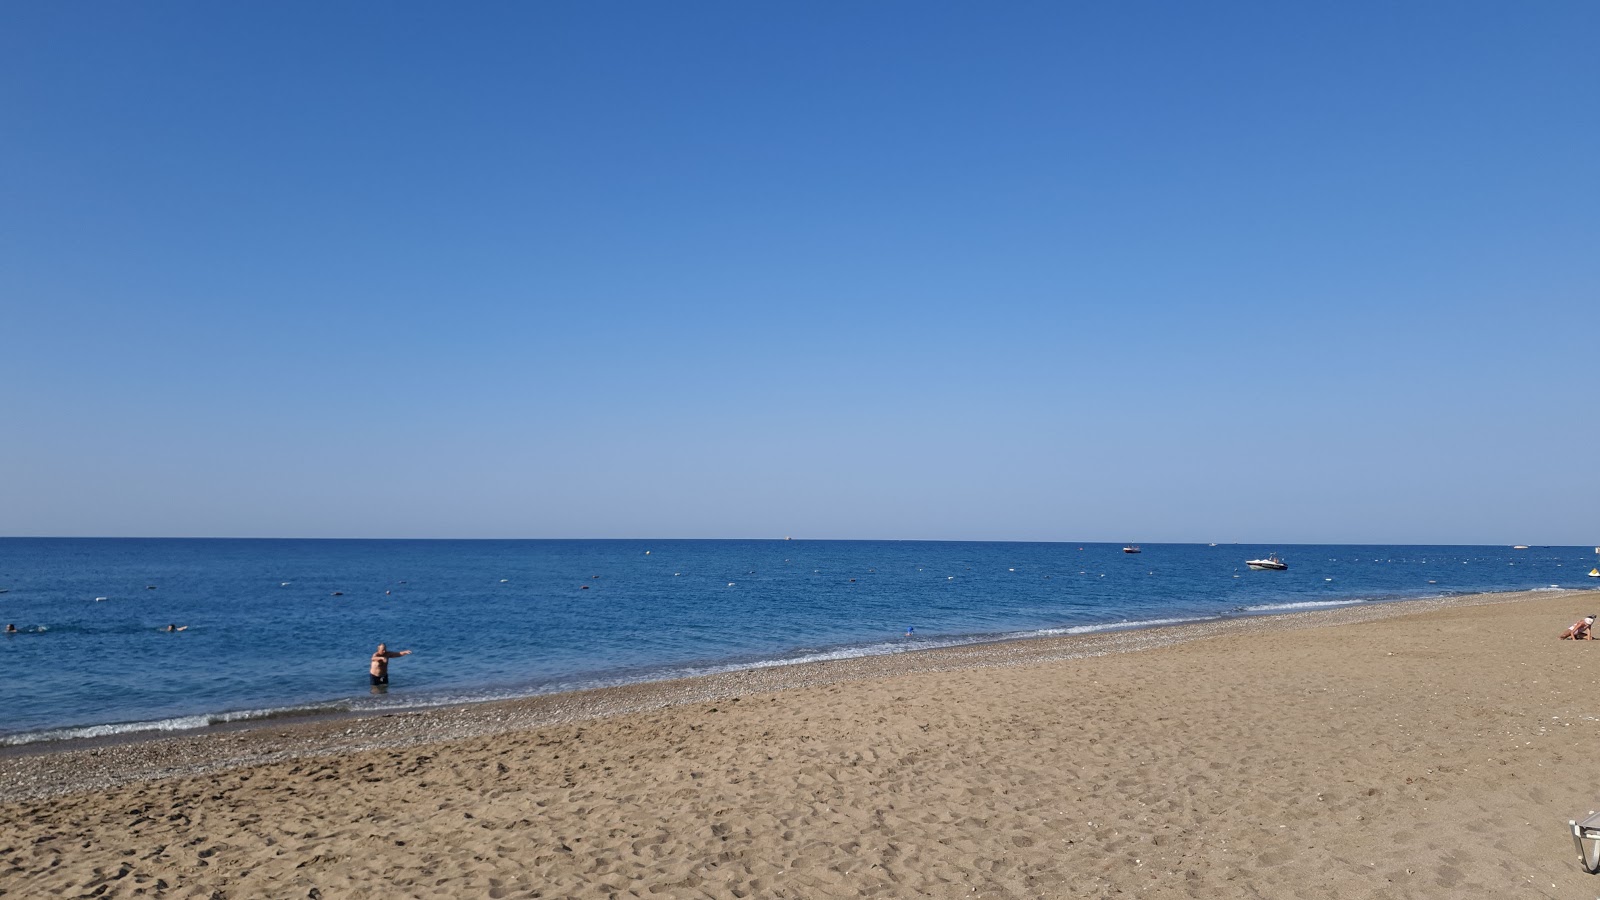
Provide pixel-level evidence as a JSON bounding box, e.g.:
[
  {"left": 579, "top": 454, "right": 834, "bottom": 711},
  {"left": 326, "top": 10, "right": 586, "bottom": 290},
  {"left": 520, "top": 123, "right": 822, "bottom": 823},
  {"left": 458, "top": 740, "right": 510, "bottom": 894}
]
[{"left": 1, "top": 539, "right": 1594, "bottom": 745}]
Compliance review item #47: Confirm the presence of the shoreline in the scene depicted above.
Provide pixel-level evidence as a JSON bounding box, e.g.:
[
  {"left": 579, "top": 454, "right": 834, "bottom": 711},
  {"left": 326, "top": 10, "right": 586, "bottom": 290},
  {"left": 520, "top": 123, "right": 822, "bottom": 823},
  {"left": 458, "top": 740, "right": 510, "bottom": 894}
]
[
  {"left": 0, "top": 585, "right": 1564, "bottom": 754},
  {"left": 3, "top": 586, "right": 1585, "bottom": 803},
  {"left": 7, "top": 585, "right": 1600, "bottom": 898}
]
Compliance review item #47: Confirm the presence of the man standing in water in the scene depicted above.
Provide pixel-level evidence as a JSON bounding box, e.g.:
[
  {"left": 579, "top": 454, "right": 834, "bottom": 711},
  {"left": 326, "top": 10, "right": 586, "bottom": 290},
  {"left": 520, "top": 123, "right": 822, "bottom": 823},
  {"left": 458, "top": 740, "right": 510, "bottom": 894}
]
[{"left": 370, "top": 643, "right": 412, "bottom": 686}]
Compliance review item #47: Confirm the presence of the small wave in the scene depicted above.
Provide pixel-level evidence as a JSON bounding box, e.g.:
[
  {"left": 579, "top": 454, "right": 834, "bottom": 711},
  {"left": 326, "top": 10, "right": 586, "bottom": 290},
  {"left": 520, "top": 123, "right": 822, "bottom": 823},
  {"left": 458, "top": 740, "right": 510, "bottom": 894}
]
[
  {"left": 1, "top": 702, "right": 353, "bottom": 748},
  {"left": 1240, "top": 599, "right": 1368, "bottom": 612},
  {"left": 1019, "top": 616, "right": 1213, "bottom": 637},
  {"left": 1, "top": 715, "right": 214, "bottom": 747},
  {"left": 667, "top": 641, "right": 942, "bottom": 679}
]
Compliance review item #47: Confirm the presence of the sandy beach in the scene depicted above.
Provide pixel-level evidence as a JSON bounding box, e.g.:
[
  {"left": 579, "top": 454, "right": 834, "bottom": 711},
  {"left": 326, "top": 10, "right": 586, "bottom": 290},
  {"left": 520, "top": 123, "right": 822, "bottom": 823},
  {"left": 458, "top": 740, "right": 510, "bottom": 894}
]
[{"left": 4, "top": 588, "right": 1599, "bottom": 898}]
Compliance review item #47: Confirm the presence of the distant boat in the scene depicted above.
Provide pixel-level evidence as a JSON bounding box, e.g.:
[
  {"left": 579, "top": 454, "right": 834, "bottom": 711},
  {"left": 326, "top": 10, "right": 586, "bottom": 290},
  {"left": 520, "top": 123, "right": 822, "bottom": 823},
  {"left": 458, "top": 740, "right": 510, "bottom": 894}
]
[
  {"left": 1513, "top": 545, "right": 1529, "bottom": 550},
  {"left": 1246, "top": 555, "right": 1288, "bottom": 571},
  {"left": 1590, "top": 568, "right": 1599, "bottom": 578},
  {"left": 1123, "top": 545, "right": 1142, "bottom": 554}
]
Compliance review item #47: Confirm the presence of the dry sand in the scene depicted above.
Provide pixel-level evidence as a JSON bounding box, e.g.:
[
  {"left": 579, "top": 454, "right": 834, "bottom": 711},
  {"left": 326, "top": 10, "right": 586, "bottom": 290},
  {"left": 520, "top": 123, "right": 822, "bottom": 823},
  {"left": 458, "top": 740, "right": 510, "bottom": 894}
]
[{"left": 4, "top": 588, "right": 1600, "bottom": 899}]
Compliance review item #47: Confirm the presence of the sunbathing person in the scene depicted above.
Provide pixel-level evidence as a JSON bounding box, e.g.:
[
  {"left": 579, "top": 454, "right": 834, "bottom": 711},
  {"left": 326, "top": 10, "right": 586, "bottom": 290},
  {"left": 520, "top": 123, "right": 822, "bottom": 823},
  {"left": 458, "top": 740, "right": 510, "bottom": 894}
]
[{"left": 1559, "top": 615, "right": 1596, "bottom": 640}]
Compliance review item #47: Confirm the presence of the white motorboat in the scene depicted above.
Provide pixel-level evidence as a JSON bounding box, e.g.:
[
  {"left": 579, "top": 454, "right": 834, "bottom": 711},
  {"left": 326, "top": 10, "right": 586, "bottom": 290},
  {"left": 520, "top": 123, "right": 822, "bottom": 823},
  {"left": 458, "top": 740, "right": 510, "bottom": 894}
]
[
  {"left": 1123, "top": 545, "right": 1142, "bottom": 554},
  {"left": 1246, "top": 554, "right": 1288, "bottom": 571}
]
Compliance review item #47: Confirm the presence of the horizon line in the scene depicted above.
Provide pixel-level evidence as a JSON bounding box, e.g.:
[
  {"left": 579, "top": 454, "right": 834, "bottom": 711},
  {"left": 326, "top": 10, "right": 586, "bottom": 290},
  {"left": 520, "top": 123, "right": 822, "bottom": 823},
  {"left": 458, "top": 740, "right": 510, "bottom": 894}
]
[{"left": 0, "top": 536, "right": 1587, "bottom": 548}]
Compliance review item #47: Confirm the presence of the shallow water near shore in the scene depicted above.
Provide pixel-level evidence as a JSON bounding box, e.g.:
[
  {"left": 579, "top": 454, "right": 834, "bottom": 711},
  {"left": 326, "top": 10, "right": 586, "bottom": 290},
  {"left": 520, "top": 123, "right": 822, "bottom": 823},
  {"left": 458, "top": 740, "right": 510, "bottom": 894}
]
[{"left": 0, "top": 538, "right": 1592, "bottom": 744}]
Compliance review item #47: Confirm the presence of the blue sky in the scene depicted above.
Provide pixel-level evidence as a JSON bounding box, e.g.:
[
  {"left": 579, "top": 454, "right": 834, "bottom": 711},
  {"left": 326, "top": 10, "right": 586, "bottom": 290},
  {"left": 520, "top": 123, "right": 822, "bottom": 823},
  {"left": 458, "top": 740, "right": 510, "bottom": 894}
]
[{"left": 2, "top": 2, "right": 1596, "bottom": 542}]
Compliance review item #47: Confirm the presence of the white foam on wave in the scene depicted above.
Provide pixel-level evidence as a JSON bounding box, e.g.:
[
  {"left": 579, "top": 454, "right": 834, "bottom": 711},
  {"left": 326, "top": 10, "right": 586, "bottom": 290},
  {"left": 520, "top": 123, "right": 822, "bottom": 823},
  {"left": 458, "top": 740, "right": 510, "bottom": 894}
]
[
  {"left": 1017, "top": 616, "right": 1212, "bottom": 637},
  {"left": 1, "top": 715, "right": 214, "bottom": 747},
  {"left": 672, "top": 640, "right": 941, "bottom": 679},
  {"left": 1241, "top": 599, "right": 1368, "bottom": 612},
  {"left": 1, "top": 702, "right": 353, "bottom": 748}
]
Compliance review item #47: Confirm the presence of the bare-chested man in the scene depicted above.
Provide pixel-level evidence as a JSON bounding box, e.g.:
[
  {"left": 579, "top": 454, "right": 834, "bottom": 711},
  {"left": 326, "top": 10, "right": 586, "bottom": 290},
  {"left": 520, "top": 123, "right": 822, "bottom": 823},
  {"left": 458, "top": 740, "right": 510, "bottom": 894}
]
[{"left": 370, "top": 643, "right": 412, "bottom": 685}]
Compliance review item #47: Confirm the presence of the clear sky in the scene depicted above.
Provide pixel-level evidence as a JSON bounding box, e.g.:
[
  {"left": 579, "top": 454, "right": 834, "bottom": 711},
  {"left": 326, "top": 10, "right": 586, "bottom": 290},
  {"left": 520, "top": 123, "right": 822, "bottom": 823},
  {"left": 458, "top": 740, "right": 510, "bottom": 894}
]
[{"left": 2, "top": 2, "right": 1595, "bottom": 543}]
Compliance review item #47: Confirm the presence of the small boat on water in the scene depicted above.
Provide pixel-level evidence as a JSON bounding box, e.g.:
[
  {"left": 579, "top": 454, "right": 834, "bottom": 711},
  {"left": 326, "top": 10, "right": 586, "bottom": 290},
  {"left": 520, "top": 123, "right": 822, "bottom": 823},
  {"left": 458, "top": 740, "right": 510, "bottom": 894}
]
[
  {"left": 1590, "top": 568, "right": 1600, "bottom": 578},
  {"left": 1123, "top": 545, "right": 1141, "bottom": 554},
  {"left": 1513, "top": 545, "right": 1529, "bottom": 550},
  {"left": 1246, "top": 554, "right": 1288, "bottom": 571}
]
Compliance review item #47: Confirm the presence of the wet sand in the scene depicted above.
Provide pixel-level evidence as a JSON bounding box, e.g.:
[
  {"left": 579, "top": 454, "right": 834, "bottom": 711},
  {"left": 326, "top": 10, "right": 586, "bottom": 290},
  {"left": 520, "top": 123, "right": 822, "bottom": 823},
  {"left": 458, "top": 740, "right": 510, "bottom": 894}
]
[{"left": 3, "top": 588, "right": 1598, "bottom": 898}]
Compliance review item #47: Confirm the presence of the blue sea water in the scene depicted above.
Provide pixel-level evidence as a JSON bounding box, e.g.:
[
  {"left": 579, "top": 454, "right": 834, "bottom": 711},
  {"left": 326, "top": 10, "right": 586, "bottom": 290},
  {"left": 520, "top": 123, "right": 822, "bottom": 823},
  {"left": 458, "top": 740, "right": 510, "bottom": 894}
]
[{"left": 0, "top": 539, "right": 1594, "bottom": 746}]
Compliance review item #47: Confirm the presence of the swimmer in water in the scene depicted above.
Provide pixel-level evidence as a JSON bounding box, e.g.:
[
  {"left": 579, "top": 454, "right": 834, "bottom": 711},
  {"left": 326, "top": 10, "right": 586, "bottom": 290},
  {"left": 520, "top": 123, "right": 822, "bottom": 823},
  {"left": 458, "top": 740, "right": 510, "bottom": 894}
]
[
  {"left": 905, "top": 626, "right": 915, "bottom": 637},
  {"left": 164, "top": 624, "right": 188, "bottom": 632},
  {"left": 370, "top": 642, "right": 412, "bottom": 686},
  {"left": 5, "top": 624, "right": 15, "bottom": 634}
]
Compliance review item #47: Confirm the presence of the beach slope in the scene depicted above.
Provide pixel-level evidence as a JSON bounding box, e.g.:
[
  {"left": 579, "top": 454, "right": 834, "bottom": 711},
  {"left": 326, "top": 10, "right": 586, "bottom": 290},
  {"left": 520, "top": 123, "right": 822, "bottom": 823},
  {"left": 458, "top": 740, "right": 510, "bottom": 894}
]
[{"left": 4, "top": 589, "right": 1599, "bottom": 898}]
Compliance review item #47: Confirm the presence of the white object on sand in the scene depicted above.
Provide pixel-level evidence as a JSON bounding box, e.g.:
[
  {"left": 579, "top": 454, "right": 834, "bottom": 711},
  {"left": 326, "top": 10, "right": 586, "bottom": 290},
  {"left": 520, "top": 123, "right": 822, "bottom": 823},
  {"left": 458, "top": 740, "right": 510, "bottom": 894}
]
[{"left": 1571, "top": 811, "right": 1600, "bottom": 873}]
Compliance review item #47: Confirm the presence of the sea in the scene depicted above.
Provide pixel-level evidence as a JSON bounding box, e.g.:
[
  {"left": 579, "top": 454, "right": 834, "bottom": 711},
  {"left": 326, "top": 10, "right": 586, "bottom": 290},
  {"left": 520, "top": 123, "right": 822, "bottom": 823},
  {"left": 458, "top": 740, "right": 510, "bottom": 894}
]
[{"left": 1, "top": 539, "right": 1594, "bottom": 747}]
